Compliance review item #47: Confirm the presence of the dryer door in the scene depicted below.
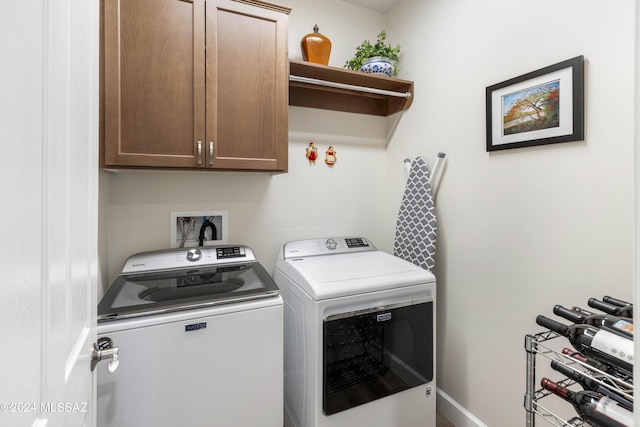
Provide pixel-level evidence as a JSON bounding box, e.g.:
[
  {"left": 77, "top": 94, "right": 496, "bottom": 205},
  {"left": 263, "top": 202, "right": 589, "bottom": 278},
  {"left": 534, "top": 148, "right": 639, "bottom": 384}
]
[{"left": 322, "top": 298, "right": 434, "bottom": 415}]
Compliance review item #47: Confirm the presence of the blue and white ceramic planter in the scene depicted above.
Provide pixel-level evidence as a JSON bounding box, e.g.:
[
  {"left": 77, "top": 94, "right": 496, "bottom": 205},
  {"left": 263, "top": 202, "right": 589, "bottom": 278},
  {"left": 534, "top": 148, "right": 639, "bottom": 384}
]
[{"left": 359, "top": 56, "right": 395, "bottom": 76}]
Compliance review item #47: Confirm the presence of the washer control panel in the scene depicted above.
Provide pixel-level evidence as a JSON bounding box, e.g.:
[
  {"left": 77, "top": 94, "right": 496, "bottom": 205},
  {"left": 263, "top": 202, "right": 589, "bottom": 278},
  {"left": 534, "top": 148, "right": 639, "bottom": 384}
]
[
  {"left": 120, "top": 245, "right": 255, "bottom": 274},
  {"left": 216, "top": 246, "right": 246, "bottom": 259},
  {"left": 282, "top": 237, "right": 376, "bottom": 259}
]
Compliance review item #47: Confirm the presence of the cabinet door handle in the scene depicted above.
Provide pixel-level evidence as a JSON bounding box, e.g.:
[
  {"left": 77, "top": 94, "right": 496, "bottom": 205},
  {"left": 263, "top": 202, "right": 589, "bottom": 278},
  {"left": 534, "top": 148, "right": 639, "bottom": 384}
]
[
  {"left": 197, "top": 141, "right": 203, "bottom": 165},
  {"left": 208, "top": 142, "right": 214, "bottom": 166}
]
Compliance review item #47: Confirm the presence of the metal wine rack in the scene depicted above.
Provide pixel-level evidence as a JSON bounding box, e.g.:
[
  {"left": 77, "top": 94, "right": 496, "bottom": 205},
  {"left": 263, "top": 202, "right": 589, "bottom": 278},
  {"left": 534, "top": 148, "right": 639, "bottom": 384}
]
[{"left": 524, "top": 330, "right": 633, "bottom": 427}]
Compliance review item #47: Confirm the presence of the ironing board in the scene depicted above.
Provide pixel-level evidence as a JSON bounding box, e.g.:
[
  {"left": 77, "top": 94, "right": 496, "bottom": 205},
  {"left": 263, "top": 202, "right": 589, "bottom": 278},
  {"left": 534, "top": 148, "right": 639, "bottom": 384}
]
[{"left": 393, "top": 156, "right": 437, "bottom": 272}]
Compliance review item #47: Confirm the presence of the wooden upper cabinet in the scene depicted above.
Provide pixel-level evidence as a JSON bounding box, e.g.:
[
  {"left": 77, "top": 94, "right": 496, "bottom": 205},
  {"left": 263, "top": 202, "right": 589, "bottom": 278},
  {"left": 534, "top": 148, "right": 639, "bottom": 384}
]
[
  {"left": 103, "top": 0, "right": 205, "bottom": 168},
  {"left": 206, "top": 0, "right": 289, "bottom": 171},
  {"left": 101, "top": 0, "right": 290, "bottom": 172}
]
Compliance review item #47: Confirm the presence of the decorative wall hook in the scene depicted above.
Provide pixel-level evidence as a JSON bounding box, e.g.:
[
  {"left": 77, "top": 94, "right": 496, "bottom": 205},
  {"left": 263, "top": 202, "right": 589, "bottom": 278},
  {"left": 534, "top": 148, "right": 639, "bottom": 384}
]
[
  {"left": 306, "top": 142, "right": 318, "bottom": 164},
  {"left": 325, "top": 146, "right": 336, "bottom": 166}
]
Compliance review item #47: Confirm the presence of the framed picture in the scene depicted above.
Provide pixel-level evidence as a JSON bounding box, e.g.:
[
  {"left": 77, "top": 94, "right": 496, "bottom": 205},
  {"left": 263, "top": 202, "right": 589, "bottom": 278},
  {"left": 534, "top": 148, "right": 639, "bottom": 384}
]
[{"left": 486, "top": 55, "right": 584, "bottom": 152}]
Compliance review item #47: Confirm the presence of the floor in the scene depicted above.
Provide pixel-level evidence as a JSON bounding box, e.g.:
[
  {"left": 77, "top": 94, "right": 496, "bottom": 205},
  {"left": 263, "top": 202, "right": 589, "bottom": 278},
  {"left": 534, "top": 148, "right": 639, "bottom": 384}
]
[{"left": 436, "top": 411, "right": 455, "bottom": 427}]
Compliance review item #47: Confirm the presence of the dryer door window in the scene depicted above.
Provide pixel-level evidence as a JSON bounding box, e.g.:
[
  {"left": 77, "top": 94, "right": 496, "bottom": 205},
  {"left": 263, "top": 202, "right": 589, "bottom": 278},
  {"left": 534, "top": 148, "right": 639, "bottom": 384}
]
[{"left": 322, "top": 299, "right": 433, "bottom": 415}]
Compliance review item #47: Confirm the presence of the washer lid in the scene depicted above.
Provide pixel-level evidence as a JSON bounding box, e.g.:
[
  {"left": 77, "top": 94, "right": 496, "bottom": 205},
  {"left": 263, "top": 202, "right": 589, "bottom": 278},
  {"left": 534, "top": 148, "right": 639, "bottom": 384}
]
[
  {"left": 277, "top": 250, "right": 435, "bottom": 300},
  {"left": 98, "top": 260, "right": 279, "bottom": 322}
]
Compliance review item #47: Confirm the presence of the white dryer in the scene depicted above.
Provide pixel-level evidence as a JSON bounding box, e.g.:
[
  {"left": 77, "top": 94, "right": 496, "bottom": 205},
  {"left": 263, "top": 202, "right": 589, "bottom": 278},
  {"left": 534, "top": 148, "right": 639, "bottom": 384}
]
[{"left": 274, "top": 237, "right": 436, "bottom": 427}]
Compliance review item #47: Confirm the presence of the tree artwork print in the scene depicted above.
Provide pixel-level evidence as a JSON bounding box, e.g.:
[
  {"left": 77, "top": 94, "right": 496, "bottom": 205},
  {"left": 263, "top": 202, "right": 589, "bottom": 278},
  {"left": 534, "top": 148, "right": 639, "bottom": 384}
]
[{"left": 502, "top": 81, "right": 560, "bottom": 136}]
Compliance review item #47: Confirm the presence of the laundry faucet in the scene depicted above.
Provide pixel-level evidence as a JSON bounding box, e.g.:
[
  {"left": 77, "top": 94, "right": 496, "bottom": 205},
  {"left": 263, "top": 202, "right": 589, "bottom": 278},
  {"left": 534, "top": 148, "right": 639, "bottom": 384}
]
[{"left": 198, "top": 218, "right": 217, "bottom": 246}]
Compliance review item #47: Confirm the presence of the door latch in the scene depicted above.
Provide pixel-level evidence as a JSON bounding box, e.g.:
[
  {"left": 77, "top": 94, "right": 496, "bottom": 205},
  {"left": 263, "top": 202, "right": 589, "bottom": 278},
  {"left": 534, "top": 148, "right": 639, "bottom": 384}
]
[{"left": 91, "top": 337, "right": 119, "bottom": 373}]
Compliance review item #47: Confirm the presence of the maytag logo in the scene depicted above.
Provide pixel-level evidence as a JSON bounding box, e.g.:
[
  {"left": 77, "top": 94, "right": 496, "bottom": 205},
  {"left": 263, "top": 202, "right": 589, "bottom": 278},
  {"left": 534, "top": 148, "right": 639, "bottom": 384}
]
[
  {"left": 377, "top": 313, "right": 392, "bottom": 322},
  {"left": 185, "top": 322, "right": 207, "bottom": 332}
]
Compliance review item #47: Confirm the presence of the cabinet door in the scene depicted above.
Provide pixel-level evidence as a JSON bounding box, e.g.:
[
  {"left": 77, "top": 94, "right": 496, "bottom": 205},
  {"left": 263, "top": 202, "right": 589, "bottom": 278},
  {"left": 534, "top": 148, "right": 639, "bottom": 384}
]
[
  {"left": 205, "top": 0, "right": 289, "bottom": 172},
  {"left": 103, "top": 0, "right": 205, "bottom": 168}
]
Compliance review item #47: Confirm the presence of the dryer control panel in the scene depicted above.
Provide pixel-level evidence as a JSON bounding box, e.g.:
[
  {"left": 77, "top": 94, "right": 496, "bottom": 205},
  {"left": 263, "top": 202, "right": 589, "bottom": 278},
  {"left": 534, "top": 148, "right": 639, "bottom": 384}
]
[
  {"left": 282, "top": 237, "right": 377, "bottom": 259},
  {"left": 344, "top": 237, "right": 369, "bottom": 248}
]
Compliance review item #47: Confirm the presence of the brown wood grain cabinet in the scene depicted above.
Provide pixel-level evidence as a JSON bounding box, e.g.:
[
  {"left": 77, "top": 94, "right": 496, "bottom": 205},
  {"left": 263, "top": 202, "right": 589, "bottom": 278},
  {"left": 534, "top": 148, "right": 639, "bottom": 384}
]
[{"left": 102, "top": 0, "right": 290, "bottom": 172}]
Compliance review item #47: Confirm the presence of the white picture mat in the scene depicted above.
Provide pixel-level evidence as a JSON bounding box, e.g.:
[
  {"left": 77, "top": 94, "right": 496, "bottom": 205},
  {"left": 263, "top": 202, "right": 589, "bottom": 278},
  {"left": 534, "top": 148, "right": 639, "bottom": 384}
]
[{"left": 491, "top": 67, "right": 574, "bottom": 146}]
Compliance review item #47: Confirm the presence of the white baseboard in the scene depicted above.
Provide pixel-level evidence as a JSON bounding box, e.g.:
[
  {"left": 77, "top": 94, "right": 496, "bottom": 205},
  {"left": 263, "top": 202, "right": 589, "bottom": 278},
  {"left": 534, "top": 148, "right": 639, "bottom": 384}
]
[{"left": 436, "top": 388, "right": 488, "bottom": 427}]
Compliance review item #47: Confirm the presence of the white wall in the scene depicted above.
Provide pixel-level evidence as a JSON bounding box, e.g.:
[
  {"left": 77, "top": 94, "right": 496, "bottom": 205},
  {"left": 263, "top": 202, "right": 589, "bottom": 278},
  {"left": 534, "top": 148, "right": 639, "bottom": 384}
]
[
  {"left": 100, "top": 0, "right": 636, "bottom": 425},
  {"left": 385, "top": 0, "right": 636, "bottom": 425},
  {"left": 104, "top": 136, "right": 388, "bottom": 282}
]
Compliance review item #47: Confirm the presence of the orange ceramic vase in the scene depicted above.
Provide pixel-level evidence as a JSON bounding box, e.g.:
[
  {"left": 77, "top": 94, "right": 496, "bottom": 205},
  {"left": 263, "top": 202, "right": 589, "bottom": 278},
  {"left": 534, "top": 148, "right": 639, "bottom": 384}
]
[{"left": 301, "top": 24, "right": 331, "bottom": 65}]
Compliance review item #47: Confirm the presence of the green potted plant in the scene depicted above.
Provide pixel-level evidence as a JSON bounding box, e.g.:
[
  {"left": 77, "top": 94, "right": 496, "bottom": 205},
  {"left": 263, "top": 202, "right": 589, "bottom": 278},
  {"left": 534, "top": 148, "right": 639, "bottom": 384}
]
[{"left": 344, "top": 30, "right": 401, "bottom": 77}]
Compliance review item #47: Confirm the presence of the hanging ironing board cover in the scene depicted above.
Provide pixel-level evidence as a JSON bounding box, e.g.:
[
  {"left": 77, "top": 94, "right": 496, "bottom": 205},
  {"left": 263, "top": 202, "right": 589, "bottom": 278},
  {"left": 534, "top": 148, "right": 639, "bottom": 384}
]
[{"left": 393, "top": 156, "right": 437, "bottom": 272}]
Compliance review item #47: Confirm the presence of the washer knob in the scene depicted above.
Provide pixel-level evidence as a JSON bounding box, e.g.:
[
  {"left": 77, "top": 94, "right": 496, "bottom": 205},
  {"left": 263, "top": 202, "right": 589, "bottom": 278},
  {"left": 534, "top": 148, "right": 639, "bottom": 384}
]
[
  {"left": 186, "top": 248, "right": 202, "bottom": 262},
  {"left": 325, "top": 239, "right": 337, "bottom": 250}
]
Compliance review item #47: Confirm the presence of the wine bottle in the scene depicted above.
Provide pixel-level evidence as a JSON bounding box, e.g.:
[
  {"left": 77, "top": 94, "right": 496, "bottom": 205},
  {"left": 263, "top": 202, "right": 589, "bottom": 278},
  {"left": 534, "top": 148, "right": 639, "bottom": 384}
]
[
  {"left": 562, "top": 348, "right": 617, "bottom": 375},
  {"left": 553, "top": 305, "right": 633, "bottom": 339},
  {"left": 561, "top": 348, "right": 633, "bottom": 382},
  {"left": 603, "top": 296, "right": 632, "bottom": 308},
  {"left": 588, "top": 298, "right": 633, "bottom": 318},
  {"left": 550, "top": 360, "right": 632, "bottom": 411},
  {"left": 536, "top": 315, "right": 633, "bottom": 376},
  {"left": 541, "top": 378, "right": 633, "bottom": 427}
]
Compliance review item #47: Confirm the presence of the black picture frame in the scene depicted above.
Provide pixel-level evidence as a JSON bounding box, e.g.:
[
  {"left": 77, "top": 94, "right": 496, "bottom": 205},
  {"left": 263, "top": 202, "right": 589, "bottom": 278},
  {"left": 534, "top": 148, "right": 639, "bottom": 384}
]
[{"left": 486, "top": 55, "right": 584, "bottom": 152}]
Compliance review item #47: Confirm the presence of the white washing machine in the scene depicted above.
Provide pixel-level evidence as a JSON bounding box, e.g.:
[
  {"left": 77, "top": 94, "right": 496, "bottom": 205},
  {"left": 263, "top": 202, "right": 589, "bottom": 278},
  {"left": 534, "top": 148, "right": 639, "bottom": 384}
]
[
  {"left": 96, "top": 245, "right": 283, "bottom": 427},
  {"left": 274, "top": 237, "right": 436, "bottom": 427}
]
